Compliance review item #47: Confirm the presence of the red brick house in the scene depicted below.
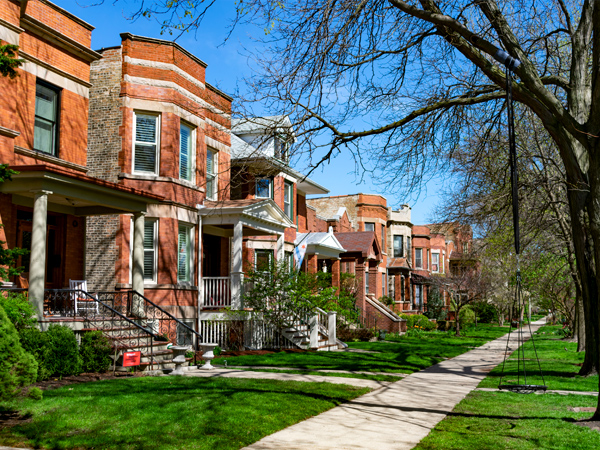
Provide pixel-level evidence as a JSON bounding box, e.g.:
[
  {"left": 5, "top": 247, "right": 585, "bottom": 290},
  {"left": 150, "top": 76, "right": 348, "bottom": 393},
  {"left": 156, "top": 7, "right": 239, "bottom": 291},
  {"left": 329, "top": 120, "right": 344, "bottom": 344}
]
[{"left": 0, "top": 0, "right": 160, "bottom": 327}]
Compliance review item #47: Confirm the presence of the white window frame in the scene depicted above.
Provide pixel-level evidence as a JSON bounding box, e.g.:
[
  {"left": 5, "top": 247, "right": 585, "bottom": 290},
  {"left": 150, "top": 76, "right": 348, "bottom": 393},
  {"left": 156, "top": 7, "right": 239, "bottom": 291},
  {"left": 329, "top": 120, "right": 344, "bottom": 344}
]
[
  {"left": 255, "top": 249, "right": 274, "bottom": 270},
  {"left": 432, "top": 252, "right": 440, "bottom": 273},
  {"left": 130, "top": 217, "right": 158, "bottom": 285},
  {"left": 415, "top": 248, "right": 423, "bottom": 269},
  {"left": 132, "top": 111, "right": 160, "bottom": 175},
  {"left": 206, "top": 148, "right": 218, "bottom": 201},
  {"left": 177, "top": 223, "right": 194, "bottom": 283},
  {"left": 255, "top": 177, "right": 273, "bottom": 199},
  {"left": 179, "top": 122, "right": 195, "bottom": 182}
]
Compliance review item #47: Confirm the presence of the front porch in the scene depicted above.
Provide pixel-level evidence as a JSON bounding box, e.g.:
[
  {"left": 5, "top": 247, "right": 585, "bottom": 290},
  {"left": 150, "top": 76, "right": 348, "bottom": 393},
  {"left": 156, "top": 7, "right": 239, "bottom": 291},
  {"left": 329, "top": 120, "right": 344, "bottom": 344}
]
[{"left": 199, "top": 199, "right": 293, "bottom": 310}]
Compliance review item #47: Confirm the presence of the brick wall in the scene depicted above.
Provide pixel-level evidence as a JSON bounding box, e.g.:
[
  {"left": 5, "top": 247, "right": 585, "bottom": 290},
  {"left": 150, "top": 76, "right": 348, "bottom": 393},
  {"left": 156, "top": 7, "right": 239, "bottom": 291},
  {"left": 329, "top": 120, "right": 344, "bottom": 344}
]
[{"left": 85, "top": 215, "right": 119, "bottom": 291}]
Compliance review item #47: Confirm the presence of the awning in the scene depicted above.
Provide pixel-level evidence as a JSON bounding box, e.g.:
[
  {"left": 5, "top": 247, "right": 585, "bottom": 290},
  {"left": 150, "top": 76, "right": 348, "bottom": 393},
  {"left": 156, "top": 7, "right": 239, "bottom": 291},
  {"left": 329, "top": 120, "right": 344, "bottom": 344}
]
[{"left": 295, "top": 228, "right": 346, "bottom": 259}]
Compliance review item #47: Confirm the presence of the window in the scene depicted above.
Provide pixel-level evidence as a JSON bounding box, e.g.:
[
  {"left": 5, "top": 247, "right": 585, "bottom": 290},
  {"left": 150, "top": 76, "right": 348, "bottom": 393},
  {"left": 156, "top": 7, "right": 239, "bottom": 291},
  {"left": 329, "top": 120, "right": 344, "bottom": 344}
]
[
  {"left": 255, "top": 249, "right": 273, "bottom": 270},
  {"left": 382, "top": 273, "right": 386, "bottom": 296},
  {"left": 414, "top": 285, "right": 422, "bottom": 310},
  {"left": 284, "top": 181, "right": 293, "bottom": 219},
  {"left": 177, "top": 223, "right": 193, "bottom": 283},
  {"left": 177, "top": 320, "right": 195, "bottom": 346},
  {"left": 463, "top": 242, "right": 469, "bottom": 253},
  {"left": 275, "top": 137, "right": 290, "bottom": 161},
  {"left": 407, "top": 236, "right": 412, "bottom": 260},
  {"left": 426, "top": 249, "right": 430, "bottom": 270},
  {"left": 415, "top": 248, "right": 423, "bottom": 269},
  {"left": 206, "top": 148, "right": 217, "bottom": 200},
  {"left": 389, "top": 275, "right": 395, "bottom": 301},
  {"left": 393, "top": 235, "right": 403, "bottom": 257},
  {"left": 400, "top": 275, "right": 405, "bottom": 301},
  {"left": 364, "top": 222, "right": 375, "bottom": 232},
  {"left": 256, "top": 177, "right": 272, "bottom": 198},
  {"left": 133, "top": 112, "right": 159, "bottom": 174},
  {"left": 285, "top": 251, "right": 294, "bottom": 271},
  {"left": 180, "top": 123, "right": 194, "bottom": 181},
  {"left": 365, "top": 267, "right": 370, "bottom": 294},
  {"left": 432, "top": 252, "right": 440, "bottom": 272},
  {"left": 34, "top": 80, "right": 60, "bottom": 155},
  {"left": 381, "top": 224, "right": 385, "bottom": 250}
]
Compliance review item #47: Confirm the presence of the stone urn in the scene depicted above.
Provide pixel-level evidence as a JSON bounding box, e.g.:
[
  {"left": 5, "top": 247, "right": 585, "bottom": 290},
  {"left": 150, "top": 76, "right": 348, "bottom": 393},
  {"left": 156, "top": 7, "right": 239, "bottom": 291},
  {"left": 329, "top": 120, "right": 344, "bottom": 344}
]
[
  {"left": 200, "top": 343, "right": 218, "bottom": 370},
  {"left": 170, "top": 346, "right": 188, "bottom": 376}
]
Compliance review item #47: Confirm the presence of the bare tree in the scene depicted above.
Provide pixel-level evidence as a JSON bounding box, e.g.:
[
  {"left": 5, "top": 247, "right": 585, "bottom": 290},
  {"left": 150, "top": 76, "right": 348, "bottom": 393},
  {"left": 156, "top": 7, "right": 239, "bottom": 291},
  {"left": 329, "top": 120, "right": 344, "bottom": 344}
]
[{"left": 115, "top": 0, "right": 600, "bottom": 417}]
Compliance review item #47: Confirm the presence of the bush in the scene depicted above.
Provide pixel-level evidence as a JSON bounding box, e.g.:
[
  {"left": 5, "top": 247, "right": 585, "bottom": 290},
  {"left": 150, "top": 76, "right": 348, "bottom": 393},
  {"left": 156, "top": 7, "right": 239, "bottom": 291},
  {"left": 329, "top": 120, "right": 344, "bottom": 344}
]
[
  {"left": 423, "top": 288, "right": 447, "bottom": 321},
  {"left": 0, "top": 303, "right": 37, "bottom": 400},
  {"left": 28, "top": 386, "right": 43, "bottom": 400},
  {"left": 379, "top": 295, "right": 395, "bottom": 307},
  {"left": 337, "top": 326, "right": 377, "bottom": 342},
  {"left": 406, "top": 314, "right": 437, "bottom": 331},
  {"left": 44, "top": 325, "right": 82, "bottom": 377},
  {"left": 0, "top": 292, "right": 37, "bottom": 330},
  {"left": 474, "top": 302, "right": 498, "bottom": 323},
  {"left": 80, "top": 331, "right": 113, "bottom": 373},
  {"left": 18, "top": 327, "right": 50, "bottom": 381},
  {"left": 459, "top": 306, "right": 476, "bottom": 328}
]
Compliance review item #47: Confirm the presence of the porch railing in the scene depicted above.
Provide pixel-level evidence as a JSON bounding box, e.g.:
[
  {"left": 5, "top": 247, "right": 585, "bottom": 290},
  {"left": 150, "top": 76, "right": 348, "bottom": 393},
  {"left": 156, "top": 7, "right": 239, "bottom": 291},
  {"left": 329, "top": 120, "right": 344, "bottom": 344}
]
[{"left": 203, "top": 277, "right": 231, "bottom": 307}]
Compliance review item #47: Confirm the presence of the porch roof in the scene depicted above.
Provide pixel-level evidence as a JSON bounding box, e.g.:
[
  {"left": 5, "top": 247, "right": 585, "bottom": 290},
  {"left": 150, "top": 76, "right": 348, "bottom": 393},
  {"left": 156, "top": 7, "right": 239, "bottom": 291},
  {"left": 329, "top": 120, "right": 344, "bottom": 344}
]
[
  {"left": 387, "top": 257, "right": 411, "bottom": 271},
  {"left": 334, "top": 231, "right": 383, "bottom": 260},
  {"left": 200, "top": 198, "right": 294, "bottom": 235},
  {"left": 295, "top": 228, "right": 346, "bottom": 260},
  {"left": 1, "top": 164, "right": 163, "bottom": 215}
]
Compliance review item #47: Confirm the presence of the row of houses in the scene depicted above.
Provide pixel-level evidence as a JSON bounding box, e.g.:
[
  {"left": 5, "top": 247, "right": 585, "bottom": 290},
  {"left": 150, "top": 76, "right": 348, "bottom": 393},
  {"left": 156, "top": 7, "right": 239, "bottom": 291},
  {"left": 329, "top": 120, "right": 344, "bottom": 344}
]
[{"left": 0, "top": 0, "right": 473, "bottom": 339}]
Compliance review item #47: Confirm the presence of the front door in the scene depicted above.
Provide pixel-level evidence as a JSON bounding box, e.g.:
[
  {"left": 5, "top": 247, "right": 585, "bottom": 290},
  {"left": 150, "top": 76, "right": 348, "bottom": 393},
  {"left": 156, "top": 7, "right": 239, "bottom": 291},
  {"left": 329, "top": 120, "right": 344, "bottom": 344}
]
[{"left": 16, "top": 210, "right": 65, "bottom": 289}]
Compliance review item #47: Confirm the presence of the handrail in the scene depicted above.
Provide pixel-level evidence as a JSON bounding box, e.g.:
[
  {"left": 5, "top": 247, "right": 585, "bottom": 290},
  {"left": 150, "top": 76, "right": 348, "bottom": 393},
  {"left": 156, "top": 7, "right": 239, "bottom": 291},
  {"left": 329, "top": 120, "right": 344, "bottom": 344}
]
[
  {"left": 131, "top": 290, "right": 202, "bottom": 345},
  {"left": 78, "top": 290, "right": 161, "bottom": 340}
]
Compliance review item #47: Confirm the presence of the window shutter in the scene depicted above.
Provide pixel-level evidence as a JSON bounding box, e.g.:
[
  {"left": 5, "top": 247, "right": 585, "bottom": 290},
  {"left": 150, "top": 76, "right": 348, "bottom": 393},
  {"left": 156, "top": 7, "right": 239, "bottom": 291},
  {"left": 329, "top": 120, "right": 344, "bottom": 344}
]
[
  {"left": 143, "top": 220, "right": 155, "bottom": 280},
  {"left": 178, "top": 226, "right": 189, "bottom": 282},
  {"left": 180, "top": 124, "right": 191, "bottom": 180},
  {"left": 135, "top": 115, "right": 157, "bottom": 173}
]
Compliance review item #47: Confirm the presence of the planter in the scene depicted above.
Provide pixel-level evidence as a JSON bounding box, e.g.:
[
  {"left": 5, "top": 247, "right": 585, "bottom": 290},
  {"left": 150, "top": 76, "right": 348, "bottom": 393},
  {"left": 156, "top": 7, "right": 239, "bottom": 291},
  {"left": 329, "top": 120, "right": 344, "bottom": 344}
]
[
  {"left": 199, "top": 343, "right": 218, "bottom": 370},
  {"left": 170, "top": 346, "right": 188, "bottom": 376}
]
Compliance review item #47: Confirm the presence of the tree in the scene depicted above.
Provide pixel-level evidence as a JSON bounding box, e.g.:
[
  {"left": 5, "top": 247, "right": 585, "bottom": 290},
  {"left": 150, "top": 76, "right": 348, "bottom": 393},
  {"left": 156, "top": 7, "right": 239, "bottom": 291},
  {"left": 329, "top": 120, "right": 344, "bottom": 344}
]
[{"left": 119, "top": 0, "right": 600, "bottom": 418}]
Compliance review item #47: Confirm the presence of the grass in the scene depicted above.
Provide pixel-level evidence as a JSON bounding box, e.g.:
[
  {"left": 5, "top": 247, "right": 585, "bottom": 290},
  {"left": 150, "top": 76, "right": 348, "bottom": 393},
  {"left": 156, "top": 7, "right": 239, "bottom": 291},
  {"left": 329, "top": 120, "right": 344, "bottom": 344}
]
[
  {"left": 479, "top": 325, "right": 598, "bottom": 392},
  {"left": 214, "top": 324, "right": 510, "bottom": 375},
  {"left": 415, "top": 323, "right": 600, "bottom": 450},
  {"left": 0, "top": 376, "right": 369, "bottom": 450},
  {"left": 416, "top": 390, "right": 600, "bottom": 450}
]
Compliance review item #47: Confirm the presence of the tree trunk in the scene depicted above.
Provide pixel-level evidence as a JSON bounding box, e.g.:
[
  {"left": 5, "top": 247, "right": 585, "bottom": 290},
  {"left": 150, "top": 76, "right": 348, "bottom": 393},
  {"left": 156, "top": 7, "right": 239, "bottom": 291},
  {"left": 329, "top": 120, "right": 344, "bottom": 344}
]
[
  {"left": 455, "top": 305, "right": 461, "bottom": 337},
  {"left": 576, "top": 288, "right": 586, "bottom": 352}
]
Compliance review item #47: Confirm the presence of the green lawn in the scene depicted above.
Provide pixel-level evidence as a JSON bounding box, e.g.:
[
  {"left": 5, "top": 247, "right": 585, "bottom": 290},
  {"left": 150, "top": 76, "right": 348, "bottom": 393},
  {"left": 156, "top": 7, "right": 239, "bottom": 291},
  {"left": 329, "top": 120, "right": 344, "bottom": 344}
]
[
  {"left": 415, "top": 324, "right": 600, "bottom": 450},
  {"left": 0, "top": 377, "right": 369, "bottom": 450},
  {"left": 215, "top": 324, "right": 510, "bottom": 375},
  {"left": 416, "top": 390, "right": 600, "bottom": 450},
  {"left": 479, "top": 325, "right": 598, "bottom": 392}
]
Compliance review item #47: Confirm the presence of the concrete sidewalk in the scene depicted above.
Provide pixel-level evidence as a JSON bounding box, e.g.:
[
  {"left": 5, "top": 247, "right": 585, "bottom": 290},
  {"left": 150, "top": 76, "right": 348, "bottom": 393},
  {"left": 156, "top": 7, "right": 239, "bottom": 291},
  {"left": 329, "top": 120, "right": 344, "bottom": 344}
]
[{"left": 240, "top": 320, "right": 546, "bottom": 450}]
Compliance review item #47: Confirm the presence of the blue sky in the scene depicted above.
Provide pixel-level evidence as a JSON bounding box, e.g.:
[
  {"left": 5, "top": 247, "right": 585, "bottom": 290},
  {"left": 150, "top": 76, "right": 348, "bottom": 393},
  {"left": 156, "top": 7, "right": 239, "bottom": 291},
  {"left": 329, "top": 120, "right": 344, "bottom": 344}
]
[{"left": 59, "top": 0, "right": 443, "bottom": 224}]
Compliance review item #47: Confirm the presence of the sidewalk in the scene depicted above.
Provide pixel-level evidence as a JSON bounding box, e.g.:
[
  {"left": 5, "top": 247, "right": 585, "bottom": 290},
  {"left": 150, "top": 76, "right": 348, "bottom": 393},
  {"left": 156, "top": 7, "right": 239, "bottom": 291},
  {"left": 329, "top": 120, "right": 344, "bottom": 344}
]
[{"left": 239, "top": 320, "right": 546, "bottom": 450}]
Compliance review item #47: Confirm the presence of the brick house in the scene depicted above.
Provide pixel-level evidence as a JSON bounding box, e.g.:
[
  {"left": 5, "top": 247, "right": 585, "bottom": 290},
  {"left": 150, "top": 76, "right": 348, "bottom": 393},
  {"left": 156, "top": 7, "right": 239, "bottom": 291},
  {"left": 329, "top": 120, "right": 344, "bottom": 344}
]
[{"left": 0, "top": 0, "right": 160, "bottom": 326}]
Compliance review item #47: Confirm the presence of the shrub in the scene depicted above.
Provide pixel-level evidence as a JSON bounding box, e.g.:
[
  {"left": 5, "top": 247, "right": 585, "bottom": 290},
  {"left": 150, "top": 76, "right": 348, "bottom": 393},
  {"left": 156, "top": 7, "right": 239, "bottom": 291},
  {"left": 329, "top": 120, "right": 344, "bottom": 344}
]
[
  {"left": 80, "top": 331, "right": 113, "bottom": 373},
  {"left": 406, "top": 314, "right": 437, "bottom": 331},
  {"left": 379, "top": 295, "right": 395, "bottom": 307},
  {"left": 0, "top": 292, "right": 37, "bottom": 330},
  {"left": 18, "top": 327, "right": 50, "bottom": 381},
  {"left": 44, "top": 325, "right": 82, "bottom": 377},
  {"left": 474, "top": 302, "right": 498, "bottom": 323},
  {"left": 459, "top": 306, "right": 476, "bottom": 328},
  {"left": 0, "top": 303, "right": 37, "bottom": 400},
  {"left": 28, "top": 386, "right": 43, "bottom": 400},
  {"left": 337, "top": 326, "right": 377, "bottom": 342},
  {"left": 423, "top": 288, "right": 447, "bottom": 321}
]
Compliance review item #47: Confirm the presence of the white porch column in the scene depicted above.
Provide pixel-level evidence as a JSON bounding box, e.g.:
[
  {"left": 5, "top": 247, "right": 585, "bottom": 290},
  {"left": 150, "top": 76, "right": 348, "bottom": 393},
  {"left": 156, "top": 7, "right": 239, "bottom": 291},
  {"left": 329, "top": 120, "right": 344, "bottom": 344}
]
[
  {"left": 276, "top": 233, "right": 284, "bottom": 263},
  {"left": 328, "top": 311, "right": 337, "bottom": 346},
  {"left": 309, "top": 313, "right": 319, "bottom": 349},
  {"left": 231, "top": 219, "right": 244, "bottom": 310},
  {"left": 196, "top": 213, "right": 203, "bottom": 345},
  {"left": 132, "top": 212, "right": 145, "bottom": 316},
  {"left": 29, "top": 190, "right": 51, "bottom": 326}
]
